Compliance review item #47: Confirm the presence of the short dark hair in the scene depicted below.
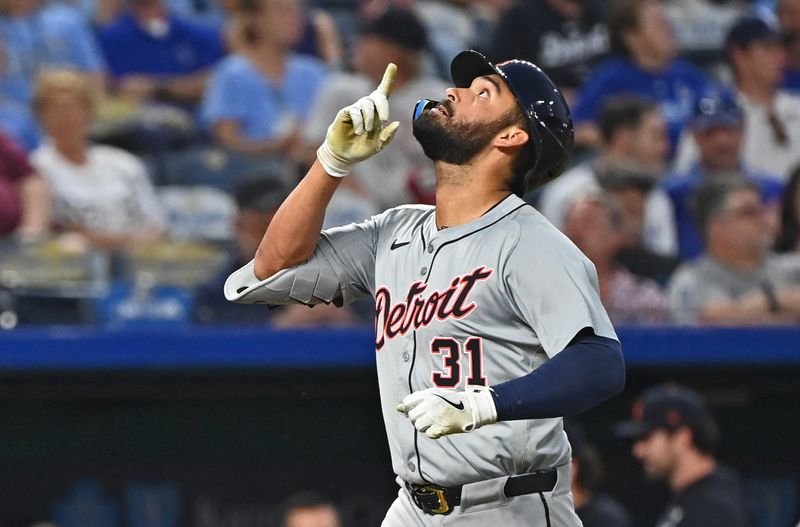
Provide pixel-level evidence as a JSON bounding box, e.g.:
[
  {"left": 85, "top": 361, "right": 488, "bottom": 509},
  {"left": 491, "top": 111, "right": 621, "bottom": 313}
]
[
  {"left": 234, "top": 178, "right": 288, "bottom": 213},
  {"left": 360, "top": 6, "right": 428, "bottom": 52},
  {"left": 275, "top": 492, "right": 339, "bottom": 527},
  {"left": 690, "top": 178, "right": 759, "bottom": 240},
  {"left": 564, "top": 419, "right": 604, "bottom": 491},
  {"left": 607, "top": 0, "right": 650, "bottom": 57},
  {"left": 599, "top": 96, "right": 659, "bottom": 144}
]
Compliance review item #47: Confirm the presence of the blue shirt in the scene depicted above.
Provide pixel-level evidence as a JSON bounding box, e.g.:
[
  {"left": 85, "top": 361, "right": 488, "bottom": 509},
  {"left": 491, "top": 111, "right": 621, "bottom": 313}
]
[
  {"left": 663, "top": 164, "right": 785, "bottom": 260},
  {"left": 97, "top": 12, "right": 224, "bottom": 77},
  {"left": 0, "top": 99, "right": 41, "bottom": 151},
  {"left": 201, "top": 54, "right": 327, "bottom": 141},
  {"left": 784, "top": 68, "right": 800, "bottom": 94},
  {"left": 572, "top": 57, "right": 709, "bottom": 152},
  {"left": 0, "top": 5, "right": 104, "bottom": 103}
]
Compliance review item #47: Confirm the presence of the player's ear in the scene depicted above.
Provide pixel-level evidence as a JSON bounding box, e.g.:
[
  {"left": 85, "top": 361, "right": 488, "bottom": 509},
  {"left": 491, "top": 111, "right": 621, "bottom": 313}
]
[{"left": 493, "top": 126, "right": 529, "bottom": 149}]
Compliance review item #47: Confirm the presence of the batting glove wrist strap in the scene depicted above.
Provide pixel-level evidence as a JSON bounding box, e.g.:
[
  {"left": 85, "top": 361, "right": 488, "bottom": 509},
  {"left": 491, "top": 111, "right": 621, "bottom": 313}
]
[
  {"left": 316, "top": 141, "right": 353, "bottom": 178},
  {"left": 397, "top": 385, "right": 498, "bottom": 439},
  {"left": 469, "top": 385, "right": 499, "bottom": 430}
]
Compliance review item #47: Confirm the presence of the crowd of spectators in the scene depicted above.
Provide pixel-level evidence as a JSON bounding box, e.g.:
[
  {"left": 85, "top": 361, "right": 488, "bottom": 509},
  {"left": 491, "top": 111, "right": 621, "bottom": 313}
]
[{"left": 2, "top": 0, "right": 800, "bottom": 328}]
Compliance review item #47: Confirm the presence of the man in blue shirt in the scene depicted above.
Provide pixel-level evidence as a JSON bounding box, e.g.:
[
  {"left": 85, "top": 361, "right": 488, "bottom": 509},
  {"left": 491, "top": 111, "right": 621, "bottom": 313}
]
[
  {"left": 98, "top": 0, "right": 225, "bottom": 106},
  {"left": 664, "top": 89, "right": 784, "bottom": 260},
  {"left": 571, "top": 0, "right": 709, "bottom": 156}
]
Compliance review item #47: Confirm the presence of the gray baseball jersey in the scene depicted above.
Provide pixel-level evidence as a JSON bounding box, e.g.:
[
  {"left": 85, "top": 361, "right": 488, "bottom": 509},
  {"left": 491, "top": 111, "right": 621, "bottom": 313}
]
[{"left": 225, "top": 193, "right": 617, "bottom": 487}]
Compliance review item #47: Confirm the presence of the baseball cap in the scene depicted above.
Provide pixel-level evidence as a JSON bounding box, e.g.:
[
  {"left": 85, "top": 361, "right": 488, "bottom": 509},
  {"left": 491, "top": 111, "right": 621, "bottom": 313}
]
[
  {"left": 726, "top": 16, "right": 782, "bottom": 49},
  {"left": 360, "top": 6, "right": 428, "bottom": 52},
  {"left": 614, "top": 385, "right": 719, "bottom": 449},
  {"left": 692, "top": 88, "right": 742, "bottom": 132}
]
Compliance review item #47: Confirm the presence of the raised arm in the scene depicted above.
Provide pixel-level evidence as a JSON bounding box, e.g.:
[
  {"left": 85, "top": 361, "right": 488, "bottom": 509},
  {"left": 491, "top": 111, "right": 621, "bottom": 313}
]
[{"left": 253, "top": 64, "right": 400, "bottom": 280}]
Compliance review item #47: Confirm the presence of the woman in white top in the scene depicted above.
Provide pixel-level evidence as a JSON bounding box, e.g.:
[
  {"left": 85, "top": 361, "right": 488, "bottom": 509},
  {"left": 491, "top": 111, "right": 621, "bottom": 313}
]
[{"left": 31, "top": 69, "right": 165, "bottom": 250}]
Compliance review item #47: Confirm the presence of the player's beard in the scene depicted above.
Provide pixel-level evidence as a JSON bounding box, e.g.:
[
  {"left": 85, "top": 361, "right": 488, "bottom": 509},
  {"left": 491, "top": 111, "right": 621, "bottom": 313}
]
[{"left": 412, "top": 102, "right": 518, "bottom": 165}]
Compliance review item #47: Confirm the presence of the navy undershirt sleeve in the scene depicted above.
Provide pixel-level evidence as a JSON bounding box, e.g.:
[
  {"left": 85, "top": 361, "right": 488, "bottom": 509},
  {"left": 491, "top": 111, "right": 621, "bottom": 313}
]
[{"left": 491, "top": 332, "right": 625, "bottom": 421}]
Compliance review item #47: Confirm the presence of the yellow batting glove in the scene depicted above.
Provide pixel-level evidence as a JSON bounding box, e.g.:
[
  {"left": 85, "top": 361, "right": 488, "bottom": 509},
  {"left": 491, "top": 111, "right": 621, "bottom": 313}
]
[{"left": 317, "top": 63, "right": 401, "bottom": 177}]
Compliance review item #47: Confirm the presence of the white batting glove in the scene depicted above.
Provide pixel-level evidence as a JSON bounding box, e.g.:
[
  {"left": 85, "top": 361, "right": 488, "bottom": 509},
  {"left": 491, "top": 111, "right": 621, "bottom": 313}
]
[
  {"left": 316, "top": 63, "right": 401, "bottom": 177},
  {"left": 397, "top": 385, "right": 498, "bottom": 439}
]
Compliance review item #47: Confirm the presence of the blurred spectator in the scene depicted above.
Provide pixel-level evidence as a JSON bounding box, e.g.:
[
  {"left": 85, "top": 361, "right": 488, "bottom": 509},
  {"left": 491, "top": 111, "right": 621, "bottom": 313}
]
[
  {"left": 413, "top": 0, "right": 478, "bottom": 77},
  {"left": 0, "top": 131, "right": 52, "bottom": 240},
  {"left": 663, "top": 0, "right": 746, "bottom": 71},
  {"left": 615, "top": 384, "right": 750, "bottom": 527},
  {"left": 165, "top": 0, "right": 342, "bottom": 66},
  {"left": 563, "top": 191, "right": 670, "bottom": 325},
  {"left": 30, "top": 69, "right": 165, "bottom": 250},
  {"left": 97, "top": 0, "right": 225, "bottom": 106},
  {"left": 292, "top": 8, "right": 343, "bottom": 67},
  {"left": 727, "top": 16, "right": 800, "bottom": 181},
  {"left": 571, "top": 0, "right": 709, "bottom": 154},
  {"left": 0, "top": 0, "right": 106, "bottom": 104},
  {"left": 302, "top": 6, "right": 447, "bottom": 208},
  {"left": 666, "top": 89, "right": 785, "bottom": 260},
  {"left": 540, "top": 96, "right": 677, "bottom": 257},
  {"left": 775, "top": 164, "right": 800, "bottom": 252},
  {"left": 778, "top": 0, "right": 800, "bottom": 92},
  {"left": 201, "top": 0, "right": 327, "bottom": 156},
  {"left": 603, "top": 170, "right": 683, "bottom": 286},
  {"left": 276, "top": 492, "right": 341, "bottom": 527},
  {"left": 668, "top": 179, "right": 800, "bottom": 325},
  {"left": 488, "top": 0, "right": 609, "bottom": 102},
  {"left": 193, "top": 177, "right": 286, "bottom": 324},
  {"left": 564, "top": 419, "right": 633, "bottom": 527}
]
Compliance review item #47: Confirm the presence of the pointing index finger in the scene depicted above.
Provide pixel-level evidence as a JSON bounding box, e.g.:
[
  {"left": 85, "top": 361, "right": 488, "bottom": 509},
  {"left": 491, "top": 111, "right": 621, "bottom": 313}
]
[{"left": 377, "top": 63, "right": 397, "bottom": 97}]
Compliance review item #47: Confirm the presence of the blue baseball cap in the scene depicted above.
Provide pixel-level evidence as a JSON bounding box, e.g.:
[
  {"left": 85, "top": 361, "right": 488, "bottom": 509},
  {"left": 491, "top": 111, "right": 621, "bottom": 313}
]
[
  {"left": 726, "top": 16, "right": 782, "bottom": 49},
  {"left": 692, "top": 89, "right": 742, "bottom": 131}
]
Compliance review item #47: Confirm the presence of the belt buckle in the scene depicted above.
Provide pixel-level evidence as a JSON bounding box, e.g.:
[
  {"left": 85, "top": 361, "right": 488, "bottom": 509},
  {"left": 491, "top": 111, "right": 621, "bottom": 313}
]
[{"left": 415, "top": 485, "right": 451, "bottom": 515}]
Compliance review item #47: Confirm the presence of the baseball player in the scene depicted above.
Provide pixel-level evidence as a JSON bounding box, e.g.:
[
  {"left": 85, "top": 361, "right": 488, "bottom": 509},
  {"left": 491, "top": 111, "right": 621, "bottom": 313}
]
[{"left": 225, "top": 50, "right": 625, "bottom": 526}]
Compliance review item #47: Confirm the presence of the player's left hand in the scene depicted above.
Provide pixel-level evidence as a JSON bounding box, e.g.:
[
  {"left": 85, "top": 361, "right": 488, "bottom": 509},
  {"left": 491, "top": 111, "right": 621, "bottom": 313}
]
[{"left": 397, "top": 385, "right": 498, "bottom": 439}]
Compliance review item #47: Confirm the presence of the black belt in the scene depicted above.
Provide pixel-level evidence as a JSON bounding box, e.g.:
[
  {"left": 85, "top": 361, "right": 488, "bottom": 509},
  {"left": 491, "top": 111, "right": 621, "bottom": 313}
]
[{"left": 405, "top": 469, "right": 558, "bottom": 515}]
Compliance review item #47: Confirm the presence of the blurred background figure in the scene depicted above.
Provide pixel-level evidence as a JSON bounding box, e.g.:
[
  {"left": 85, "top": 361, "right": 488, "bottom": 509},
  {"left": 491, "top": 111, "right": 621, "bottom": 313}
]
[
  {"left": 0, "top": 130, "right": 51, "bottom": 241},
  {"left": 726, "top": 16, "right": 800, "bottom": 182},
  {"left": 201, "top": 0, "right": 327, "bottom": 157},
  {"left": 601, "top": 166, "right": 683, "bottom": 286},
  {"left": 662, "top": 0, "right": 746, "bottom": 74},
  {"left": 0, "top": 0, "right": 106, "bottom": 106},
  {"left": 97, "top": 0, "right": 224, "bottom": 108},
  {"left": 615, "top": 384, "right": 751, "bottom": 527},
  {"left": 571, "top": 0, "right": 709, "bottom": 155},
  {"left": 539, "top": 96, "right": 677, "bottom": 257},
  {"left": 276, "top": 492, "right": 341, "bottom": 527},
  {"left": 775, "top": 165, "right": 800, "bottom": 253},
  {"left": 192, "top": 177, "right": 286, "bottom": 324},
  {"left": 302, "top": 6, "right": 447, "bottom": 209},
  {"left": 563, "top": 190, "right": 670, "bottom": 325},
  {"left": 669, "top": 179, "right": 800, "bottom": 325},
  {"left": 412, "top": 0, "right": 479, "bottom": 79},
  {"left": 30, "top": 69, "right": 165, "bottom": 250},
  {"left": 666, "top": 88, "right": 785, "bottom": 260},
  {"left": 488, "top": 0, "right": 609, "bottom": 104},
  {"left": 564, "top": 419, "right": 633, "bottom": 527}
]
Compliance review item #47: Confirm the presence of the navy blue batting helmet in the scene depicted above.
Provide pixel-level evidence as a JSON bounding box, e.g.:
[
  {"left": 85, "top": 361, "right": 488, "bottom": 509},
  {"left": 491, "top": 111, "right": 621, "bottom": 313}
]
[{"left": 450, "top": 50, "right": 574, "bottom": 192}]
